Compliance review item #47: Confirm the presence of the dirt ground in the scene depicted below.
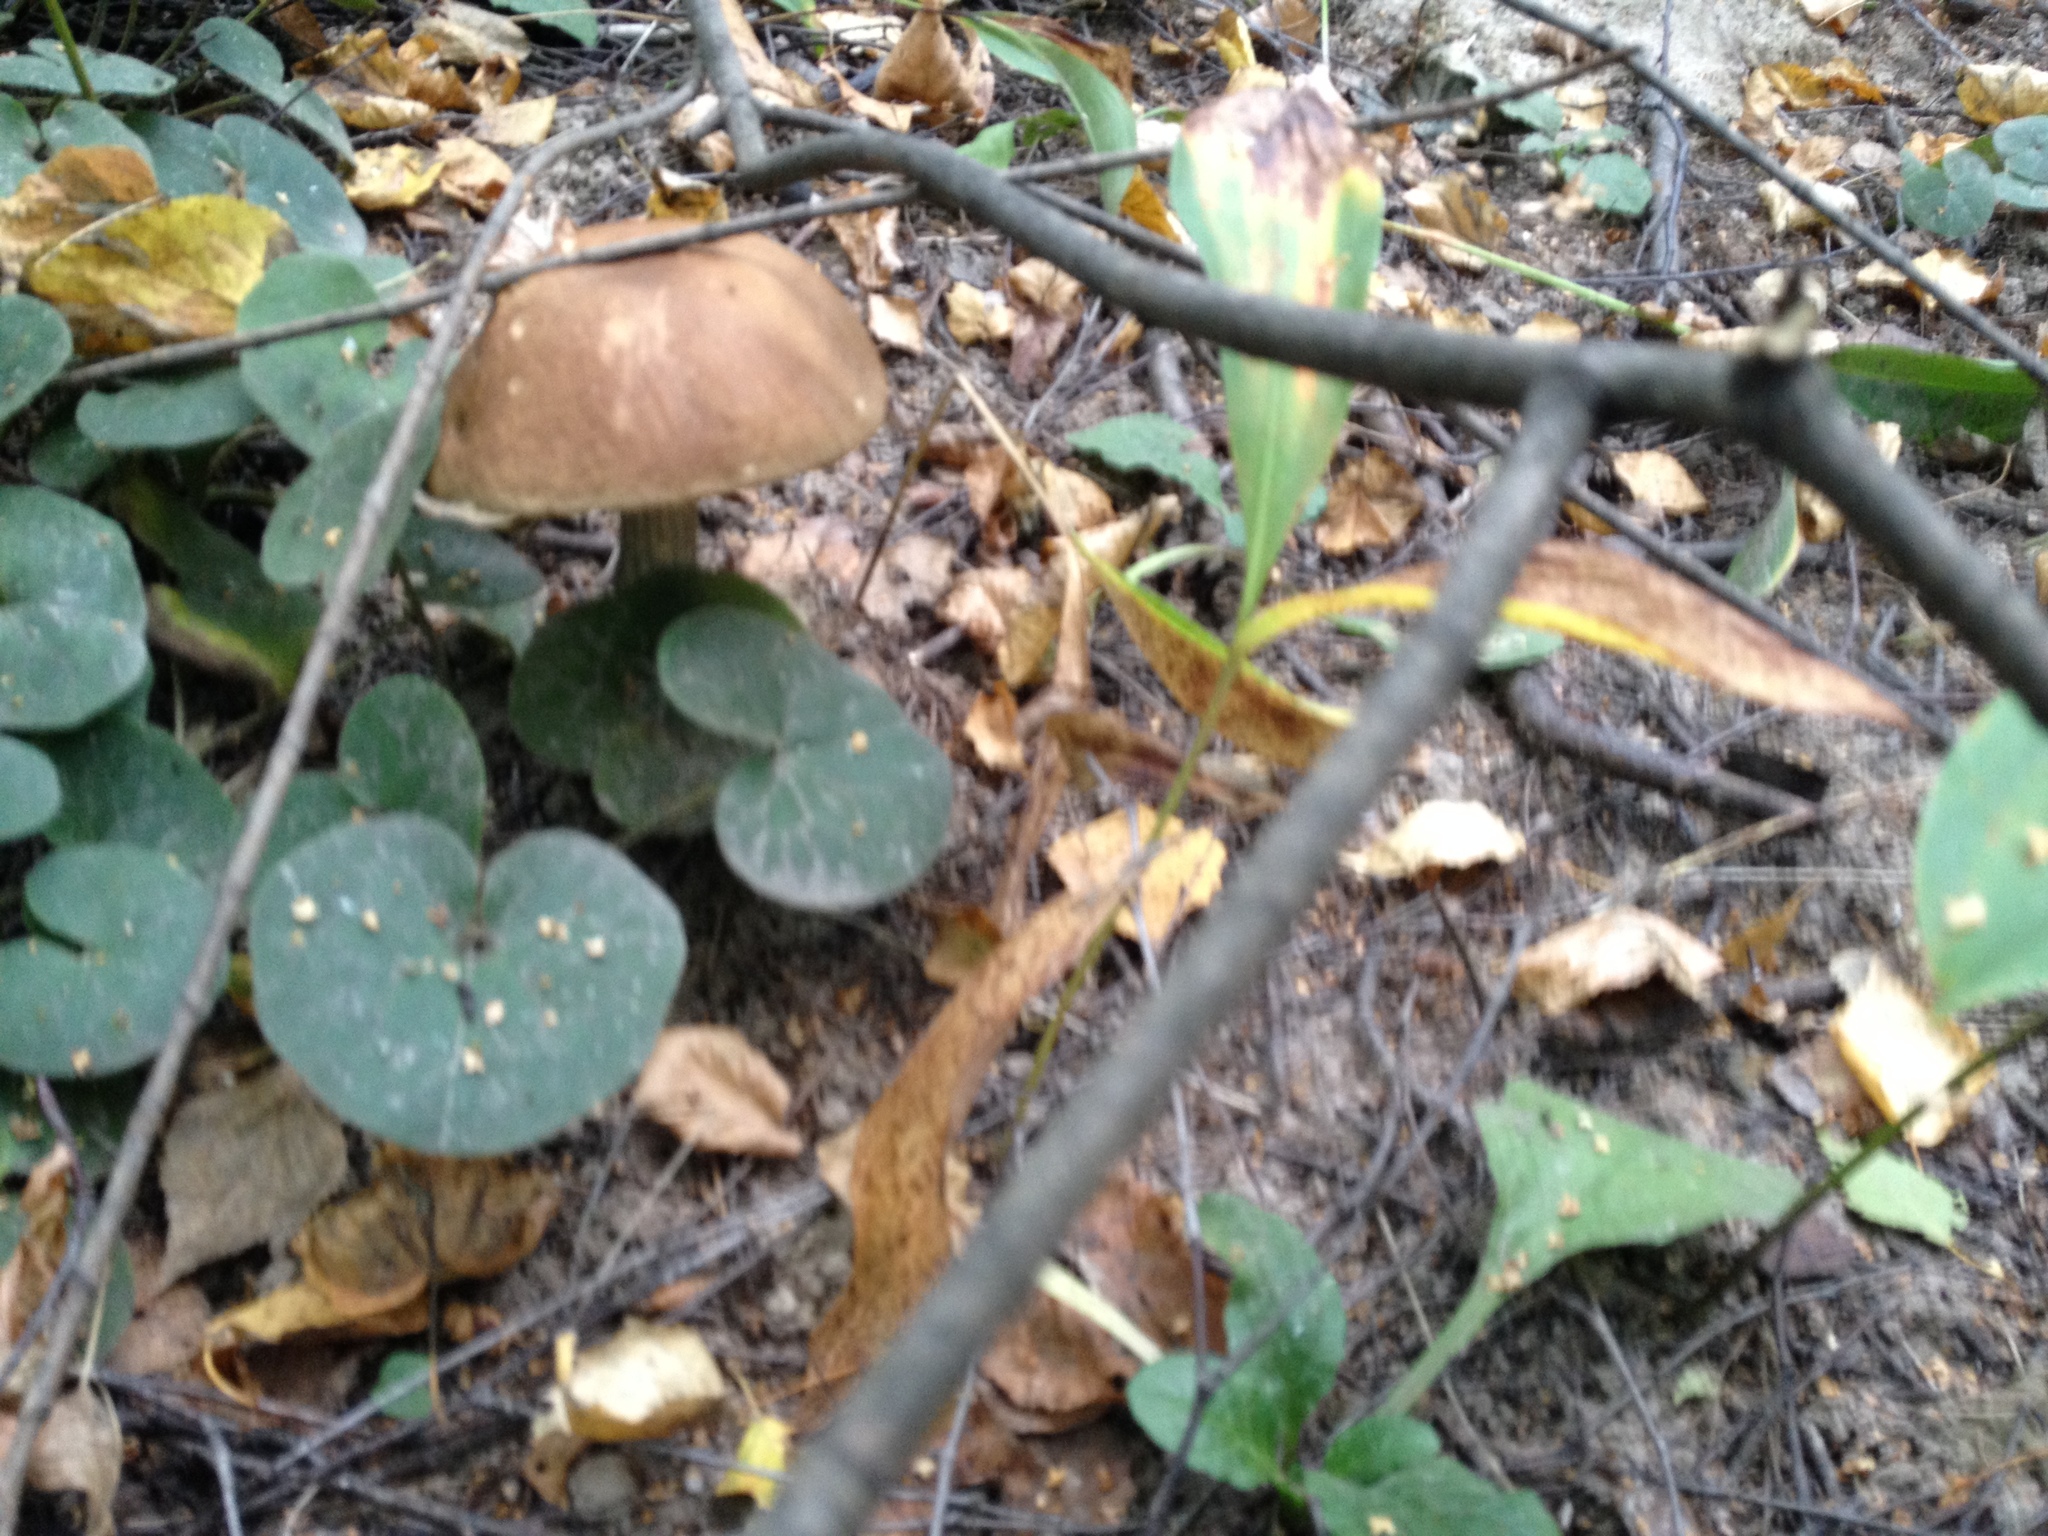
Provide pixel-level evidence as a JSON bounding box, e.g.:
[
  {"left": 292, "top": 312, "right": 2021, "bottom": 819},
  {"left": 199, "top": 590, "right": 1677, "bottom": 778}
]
[{"left": 18, "top": 0, "right": 2048, "bottom": 1531}]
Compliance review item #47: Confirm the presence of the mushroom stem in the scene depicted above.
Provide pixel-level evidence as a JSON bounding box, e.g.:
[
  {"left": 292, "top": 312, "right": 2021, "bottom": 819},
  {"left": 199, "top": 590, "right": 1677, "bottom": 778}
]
[{"left": 615, "top": 502, "right": 700, "bottom": 585}]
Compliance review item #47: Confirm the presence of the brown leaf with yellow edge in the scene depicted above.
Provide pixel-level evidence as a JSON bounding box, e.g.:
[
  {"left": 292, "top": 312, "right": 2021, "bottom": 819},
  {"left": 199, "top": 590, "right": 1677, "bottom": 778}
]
[
  {"left": 434, "top": 134, "right": 513, "bottom": 212},
  {"left": 1046, "top": 806, "right": 1227, "bottom": 945},
  {"left": 1403, "top": 176, "right": 1507, "bottom": 271},
  {"left": 27, "top": 195, "right": 291, "bottom": 355},
  {"left": 1957, "top": 61, "right": 2048, "bottom": 124},
  {"left": 1197, "top": 11, "right": 1257, "bottom": 72},
  {"left": 962, "top": 683, "right": 1028, "bottom": 774},
  {"left": 1043, "top": 710, "right": 1283, "bottom": 818},
  {"left": 474, "top": 93, "right": 557, "bottom": 148},
  {"left": 924, "top": 905, "right": 1004, "bottom": 988},
  {"left": 809, "top": 883, "right": 1133, "bottom": 1390},
  {"left": 646, "top": 168, "right": 729, "bottom": 223},
  {"left": 1118, "top": 172, "right": 1184, "bottom": 245},
  {"left": 631, "top": 1025, "right": 803, "bottom": 1159},
  {"left": 0, "top": 145, "right": 156, "bottom": 279},
  {"left": 559, "top": 1319, "right": 726, "bottom": 1441},
  {"left": 0, "top": 1147, "right": 72, "bottom": 1347},
  {"left": 345, "top": 144, "right": 444, "bottom": 210},
  {"left": 718, "top": 1416, "right": 792, "bottom": 1507}
]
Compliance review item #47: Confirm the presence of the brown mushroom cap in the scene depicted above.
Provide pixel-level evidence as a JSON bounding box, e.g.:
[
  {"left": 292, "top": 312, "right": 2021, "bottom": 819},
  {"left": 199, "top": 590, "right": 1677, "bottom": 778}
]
[{"left": 427, "top": 222, "right": 889, "bottom": 518}]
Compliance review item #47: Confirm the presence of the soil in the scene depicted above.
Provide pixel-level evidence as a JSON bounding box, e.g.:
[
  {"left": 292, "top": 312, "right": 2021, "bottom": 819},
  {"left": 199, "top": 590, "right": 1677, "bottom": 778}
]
[{"left": 9, "top": 0, "right": 2048, "bottom": 1532}]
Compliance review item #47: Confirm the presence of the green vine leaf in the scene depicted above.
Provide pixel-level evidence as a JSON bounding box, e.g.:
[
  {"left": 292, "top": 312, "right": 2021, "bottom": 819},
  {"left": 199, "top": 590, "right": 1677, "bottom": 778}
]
[
  {"left": 195, "top": 18, "right": 353, "bottom": 163},
  {"left": 657, "top": 606, "right": 952, "bottom": 911},
  {"left": 0, "top": 40, "right": 176, "bottom": 99},
  {"left": 0, "top": 293, "right": 73, "bottom": 431},
  {"left": 0, "top": 487, "right": 149, "bottom": 732},
  {"left": 212, "top": 115, "right": 366, "bottom": 256},
  {"left": 76, "top": 368, "right": 259, "bottom": 451},
  {"left": 39, "top": 714, "right": 237, "bottom": 885},
  {"left": 485, "top": 0, "right": 600, "bottom": 46},
  {"left": 1818, "top": 1129, "right": 1968, "bottom": 1247},
  {"left": 337, "top": 675, "right": 488, "bottom": 851},
  {"left": 0, "top": 844, "right": 220, "bottom": 1077},
  {"left": 42, "top": 99, "right": 151, "bottom": 162},
  {"left": 250, "top": 816, "right": 685, "bottom": 1155}
]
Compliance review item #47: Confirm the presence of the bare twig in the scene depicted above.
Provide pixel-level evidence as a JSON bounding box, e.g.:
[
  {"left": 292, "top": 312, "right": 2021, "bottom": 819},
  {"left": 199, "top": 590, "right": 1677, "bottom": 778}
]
[
  {"left": 1574, "top": 1288, "right": 1687, "bottom": 1536},
  {"left": 752, "top": 375, "right": 1600, "bottom": 1536},
  {"left": 690, "top": 0, "right": 766, "bottom": 166},
  {"left": 0, "top": 74, "right": 712, "bottom": 1533}
]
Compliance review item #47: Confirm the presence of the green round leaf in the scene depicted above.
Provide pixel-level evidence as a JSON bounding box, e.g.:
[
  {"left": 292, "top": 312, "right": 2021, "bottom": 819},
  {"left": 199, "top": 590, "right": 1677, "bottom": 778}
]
[
  {"left": 0, "top": 844, "right": 220, "bottom": 1076},
  {"left": 41, "top": 98, "right": 151, "bottom": 162},
  {"left": 1915, "top": 691, "right": 2048, "bottom": 1014},
  {"left": 28, "top": 412, "right": 116, "bottom": 494},
  {"left": 39, "top": 714, "right": 237, "bottom": 884},
  {"left": 1323, "top": 1416, "right": 1442, "bottom": 1488},
  {"left": 509, "top": 573, "right": 791, "bottom": 836},
  {"left": 0, "top": 487, "right": 148, "bottom": 731},
  {"left": 659, "top": 606, "right": 952, "bottom": 910},
  {"left": 240, "top": 253, "right": 420, "bottom": 455},
  {"left": 1572, "top": 150, "right": 1653, "bottom": 216},
  {"left": 260, "top": 770, "right": 360, "bottom": 887},
  {"left": 263, "top": 406, "right": 440, "bottom": 589},
  {"left": 250, "top": 816, "right": 685, "bottom": 1155},
  {"left": 76, "top": 368, "right": 259, "bottom": 451},
  {"left": 338, "top": 674, "right": 487, "bottom": 849},
  {"left": 0, "top": 40, "right": 176, "bottom": 99},
  {"left": 122, "top": 111, "right": 227, "bottom": 196},
  {"left": 1901, "top": 148, "right": 1996, "bottom": 239},
  {"left": 0, "top": 293, "right": 73, "bottom": 432},
  {"left": 372, "top": 1350, "right": 436, "bottom": 1419},
  {"left": 396, "top": 518, "right": 542, "bottom": 610},
  {"left": 1991, "top": 115, "right": 2048, "bottom": 182},
  {"left": 195, "top": 18, "right": 352, "bottom": 162},
  {"left": 0, "top": 731, "right": 59, "bottom": 839},
  {"left": 1307, "top": 1464, "right": 1559, "bottom": 1536},
  {"left": 211, "top": 115, "right": 365, "bottom": 256},
  {"left": 0, "top": 95, "right": 38, "bottom": 197},
  {"left": 1991, "top": 170, "right": 2048, "bottom": 211}
]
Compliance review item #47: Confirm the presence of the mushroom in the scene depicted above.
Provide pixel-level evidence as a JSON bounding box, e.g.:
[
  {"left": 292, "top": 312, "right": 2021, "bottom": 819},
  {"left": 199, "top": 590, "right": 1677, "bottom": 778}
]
[{"left": 428, "top": 219, "right": 889, "bottom": 583}]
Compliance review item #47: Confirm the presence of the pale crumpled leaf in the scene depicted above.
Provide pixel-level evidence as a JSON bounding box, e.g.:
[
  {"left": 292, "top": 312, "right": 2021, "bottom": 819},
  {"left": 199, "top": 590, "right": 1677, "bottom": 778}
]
[
  {"left": 631, "top": 1025, "right": 803, "bottom": 1158},
  {"left": 1828, "top": 951, "right": 1990, "bottom": 1148},
  {"left": 1341, "top": 799, "right": 1525, "bottom": 880},
  {"left": 1514, "top": 908, "right": 1724, "bottom": 1015},
  {"left": 559, "top": 1318, "right": 726, "bottom": 1441},
  {"left": 1609, "top": 448, "right": 1708, "bottom": 516},
  {"left": 1047, "top": 806, "right": 1227, "bottom": 945}
]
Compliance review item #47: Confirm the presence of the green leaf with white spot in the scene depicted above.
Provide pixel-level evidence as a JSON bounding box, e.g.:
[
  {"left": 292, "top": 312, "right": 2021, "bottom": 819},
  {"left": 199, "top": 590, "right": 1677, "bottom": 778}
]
[
  {"left": 250, "top": 816, "right": 684, "bottom": 1155},
  {"left": 1382, "top": 1080, "right": 1799, "bottom": 1416},
  {"left": 1819, "top": 1129, "right": 1967, "bottom": 1246},
  {"left": 0, "top": 487, "right": 148, "bottom": 732},
  {"left": 76, "top": 369, "right": 258, "bottom": 451},
  {"left": 1901, "top": 148, "right": 1995, "bottom": 239},
  {"left": 338, "top": 675, "right": 487, "bottom": 850},
  {"left": 0, "top": 844, "right": 220, "bottom": 1076},
  {"left": 395, "top": 517, "right": 542, "bottom": 611},
  {"left": 0, "top": 731, "right": 58, "bottom": 839},
  {"left": 658, "top": 606, "right": 952, "bottom": 910},
  {"left": 196, "top": 18, "right": 353, "bottom": 163},
  {"left": 1068, "top": 412, "right": 1226, "bottom": 513},
  {"left": 0, "top": 293, "right": 71, "bottom": 432},
  {"left": 212, "top": 115, "right": 366, "bottom": 256},
  {"left": 1727, "top": 469, "right": 1801, "bottom": 599},
  {"left": 0, "top": 40, "right": 176, "bottom": 99},
  {"left": 241, "top": 254, "right": 423, "bottom": 455},
  {"left": 122, "top": 112, "right": 226, "bottom": 196},
  {"left": 264, "top": 405, "right": 439, "bottom": 589},
  {"left": 1914, "top": 691, "right": 2048, "bottom": 1014},
  {"left": 510, "top": 572, "right": 791, "bottom": 837},
  {"left": 1309, "top": 1462, "right": 1558, "bottom": 1536},
  {"left": 39, "top": 714, "right": 237, "bottom": 884}
]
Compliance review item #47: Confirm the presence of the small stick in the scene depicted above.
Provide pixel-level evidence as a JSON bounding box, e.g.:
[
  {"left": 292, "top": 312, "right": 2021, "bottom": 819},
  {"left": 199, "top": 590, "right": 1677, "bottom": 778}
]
[{"left": 854, "top": 376, "right": 957, "bottom": 611}]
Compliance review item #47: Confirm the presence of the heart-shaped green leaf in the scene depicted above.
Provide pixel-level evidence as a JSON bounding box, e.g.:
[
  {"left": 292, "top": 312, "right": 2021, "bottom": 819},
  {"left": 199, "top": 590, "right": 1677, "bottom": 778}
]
[
  {"left": 0, "top": 40, "right": 175, "bottom": 99},
  {"left": 0, "top": 843, "right": 220, "bottom": 1077},
  {"left": 1307, "top": 1461, "right": 1558, "bottom": 1536},
  {"left": 263, "top": 405, "right": 440, "bottom": 588},
  {"left": 1994, "top": 116, "right": 2048, "bottom": 181},
  {"left": 1126, "top": 1193, "right": 1345, "bottom": 1494},
  {"left": 122, "top": 111, "right": 226, "bottom": 196},
  {"left": 76, "top": 368, "right": 259, "bottom": 451},
  {"left": 261, "top": 771, "right": 361, "bottom": 885},
  {"left": 240, "top": 254, "right": 423, "bottom": 455},
  {"left": 0, "top": 96, "right": 38, "bottom": 197},
  {"left": 1915, "top": 691, "right": 2048, "bottom": 1015},
  {"left": 28, "top": 411, "right": 116, "bottom": 495},
  {"left": 658, "top": 606, "right": 952, "bottom": 910},
  {"left": 39, "top": 714, "right": 237, "bottom": 884},
  {"left": 0, "top": 731, "right": 58, "bottom": 839},
  {"left": 510, "top": 573, "right": 791, "bottom": 837},
  {"left": 0, "top": 487, "right": 148, "bottom": 731},
  {"left": 396, "top": 518, "right": 542, "bottom": 611},
  {"left": 41, "top": 98, "right": 151, "bottom": 162},
  {"left": 195, "top": 18, "right": 353, "bottom": 162},
  {"left": 1901, "top": 147, "right": 1996, "bottom": 239},
  {"left": 0, "top": 293, "right": 72, "bottom": 430},
  {"left": 211, "top": 115, "right": 365, "bottom": 256},
  {"left": 338, "top": 674, "right": 487, "bottom": 850},
  {"left": 250, "top": 815, "right": 685, "bottom": 1154}
]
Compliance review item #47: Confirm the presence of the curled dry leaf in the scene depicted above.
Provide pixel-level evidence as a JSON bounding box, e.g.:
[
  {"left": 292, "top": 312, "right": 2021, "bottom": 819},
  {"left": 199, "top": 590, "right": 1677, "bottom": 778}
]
[
  {"left": 1047, "top": 805, "right": 1227, "bottom": 946},
  {"left": 631, "top": 1025, "right": 803, "bottom": 1159},
  {"left": 646, "top": 169, "right": 730, "bottom": 224},
  {"left": 1514, "top": 908, "right": 1725, "bottom": 1016},
  {"left": 158, "top": 1064, "right": 349, "bottom": 1291},
  {"left": 1796, "top": 420, "right": 1899, "bottom": 541},
  {"left": 304, "top": 27, "right": 475, "bottom": 126},
  {"left": 108, "top": 1280, "right": 210, "bottom": 1377},
  {"left": 1800, "top": 0, "right": 1861, "bottom": 34},
  {"left": 1341, "top": 799, "right": 1525, "bottom": 880},
  {"left": 822, "top": 63, "right": 919, "bottom": 132},
  {"left": 346, "top": 144, "right": 444, "bottom": 210},
  {"left": 1856, "top": 250, "right": 2003, "bottom": 312},
  {"left": 1760, "top": 179, "right": 1859, "bottom": 235},
  {"left": 809, "top": 884, "right": 1132, "bottom": 1388},
  {"left": 0, "top": 1147, "right": 72, "bottom": 1347},
  {"left": 1006, "top": 258, "right": 1087, "bottom": 386},
  {"left": 827, "top": 195, "right": 905, "bottom": 291},
  {"left": 1403, "top": 176, "right": 1508, "bottom": 270},
  {"left": 559, "top": 1318, "right": 726, "bottom": 1441},
  {"left": 434, "top": 135, "right": 514, "bottom": 213},
  {"left": 1783, "top": 134, "right": 1848, "bottom": 181},
  {"left": 1515, "top": 312, "right": 1583, "bottom": 344},
  {"left": 1316, "top": 448, "right": 1424, "bottom": 555},
  {"left": 1609, "top": 448, "right": 1708, "bottom": 516},
  {"left": 874, "top": 6, "right": 988, "bottom": 126},
  {"left": 415, "top": 0, "right": 532, "bottom": 66},
  {"left": 867, "top": 291, "right": 925, "bottom": 354},
  {"left": 946, "top": 282, "right": 1016, "bottom": 345},
  {"left": 962, "top": 684, "right": 1028, "bottom": 774},
  {"left": 1828, "top": 952, "right": 1990, "bottom": 1147},
  {"left": 1958, "top": 61, "right": 2048, "bottom": 124},
  {"left": 474, "top": 93, "right": 556, "bottom": 148},
  {"left": 1045, "top": 710, "right": 1283, "bottom": 818}
]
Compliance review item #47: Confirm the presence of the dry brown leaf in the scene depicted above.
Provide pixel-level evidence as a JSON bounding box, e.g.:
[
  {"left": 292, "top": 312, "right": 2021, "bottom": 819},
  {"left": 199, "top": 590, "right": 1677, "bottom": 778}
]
[
  {"left": 416, "top": 0, "right": 531, "bottom": 64},
  {"left": 1783, "top": 134, "right": 1848, "bottom": 180},
  {"left": 474, "top": 93, "right": 556, "bottom": 148},
  {"left": 827, "top": 195, "right": 905, "bottom": 290},
  {"left": 108, "top": 1282, "right": 210, "bottom": 1377},
  {"left": 4, "top": 1389, "right": 121, "bottom": 1536},
  {"left": 867, "top": 291, "right": 924, "bottom": 354},
  {"left": 945, "top": 282, "right": 1015, "bottom": 345},
  {"left": 632, "top": 1026, "right": 803, "bottom": 1158},
  {"left": 1046, "top": 806, "right": 1227, "bottom": 945},
  {"left": 1404, "top": 176, "right": 1507, "bottom": 270},
  {"left": 1514, "top": 312, "right": 1583, "bottom": 344},
  {"left": 1515, "top": 908, "right": 1724, "bottom": 1015},
  {"left": 1118, "top": 172, "right": 1185, "bottom": 245},
  {"left": 736, "top": 514, "right": 952, "bottom": 628},
  {"left": 1800, "top": 0, "right": 1861, "bottom": 33},
  {"left": 924, "top": 905, "right": 1004, "bottom": 987},
  {"left": 1759, "top": 179, "right": 1859, "bottom": 234},
  {"left": 1341, "top": 799, "right": 1525, "bottom": 880},
  {"left": 524, "top": 1391, "right": 581, "bottom": 1507},
  {"left": 1796, "top": 420, "right": 1899, "bottom": 540},
  {"left": 303, "top": 27, "right": 475, "bottom": 123},
  {"left": 1429, "top": 306, "right": 1495, "bottom": 335},
  {"left": 1006, "top": 258, "right": 1086, "bottom": 386},
  {"left": 158, "top": 1065, "right": 349, "bottom": 1290},
  {"left": 559, "top": 1319, "right": 726, "bottom": 1440},
  {"left": 1829, "top": 952, "right": 1990, "bottom": 1147},
  {"left": 939, "top": 565, "right": 1038, "bottom": 658},
  {"left": 1043, "top": 710, "right": 1282, "bottom": 818},
  {"left": 645, "top": 169, "right": 729, "bottom": 224},
  {"left": 0, "top": 145, "right": 156, "bottom": 279},
  {"left": 822, "top": 62, "right": 919, "bottom": 131},
  {"left": 809, "top": 884, "right": 1132, "bottom": 1387},
  {"left": 963, "top": 683, "right": 1028, "bottom": 774},
  {"left": 1609, "top": 448, "right": 1708, "bottom": 516},
  {"left": 1958, "top": 61, "right": 2048, "bottom": 124},
  {"left": 1558, "top": 80, "right": 1608, "bottom": 131},
  {"left": 345, "top": 143, "right": 444, "bottom": 210},
  {"left": 0, "top": 1147, "right": 72, "bottom": 1347},
  {"left": 1903, "top": 130, "right": 1973, "bottom": 166},
  {"left": 873, "top": 6, "right": 987, "bottom": 126},
  {"left": 27, "top": 195, "right": 290, "bottom": 355},
  {"left": 1856, "top": 249, "right": 2002, "bottom": 312},
  {"left": 1316, "top": 448, "right": 1424, "bottom": 555},
  {"left": 434, "top": 134, "right": 513, "bottom": 212},
  {"left": 717, "top": 1415, "right": 791, "bottom": 1507}
]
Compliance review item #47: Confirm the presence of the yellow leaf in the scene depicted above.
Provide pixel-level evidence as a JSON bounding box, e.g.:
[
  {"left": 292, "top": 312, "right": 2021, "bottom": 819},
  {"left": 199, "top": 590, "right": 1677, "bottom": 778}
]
[
  {"left": 434, "top": 134, "right": 513, "bottom": 213},
  {"left": 961, "top": 682, "right": 1027, "bottom": 773},
  {"left": 26, "top": 195, "right": 289, "bottom": 355},
  {"left": 1202, "top": 11, "right": 1256, "bottom": 71},
  {"left": 1046, "top": 805, "right": 1227, "bottom": 944},
  {"left": 0, "top": 145, "right": 156, "bottom": 279},
  {"left": 1118, "top": 171, "right": 1184, "bottom": 245},
  {"left": 1609, "top": 448, "right": 1708, "bottom": 516},
  {"left": 1958, "top": 61, "right": 2048, "bottom": 124},
  {"left": 474, "top": 94, "right": 557, "bottom": 148},
  {"left": 1829, "top": 952, "right": 1990, "bottom": 1147},
  {"left": 716, "top": 1416, "right": 791, "bottom": 1507},
  {"left": 345, "top": 143, "right": 445, "bottom": 210},
  {"left": 560, "top": 1319, "right": 726, "bottom": 1442}
]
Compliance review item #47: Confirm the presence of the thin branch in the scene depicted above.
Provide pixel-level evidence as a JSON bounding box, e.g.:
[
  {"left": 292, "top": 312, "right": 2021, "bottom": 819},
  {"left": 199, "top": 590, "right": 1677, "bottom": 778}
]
[
  {"left": 1573, "top": 1288, "right": 1686, "bottom": 1536},
  {"left": 689, "top": 0, "right": 766, "bottom": 165},
  {"left": 1488, "top": 0, "right": 2048, "bottom": 395},
  {"left": 0, "top": 73, "right": 711, "bottom": 1534},
  {"left": 750, "top": 374, "right": 1600, "bottom": 1536}
]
